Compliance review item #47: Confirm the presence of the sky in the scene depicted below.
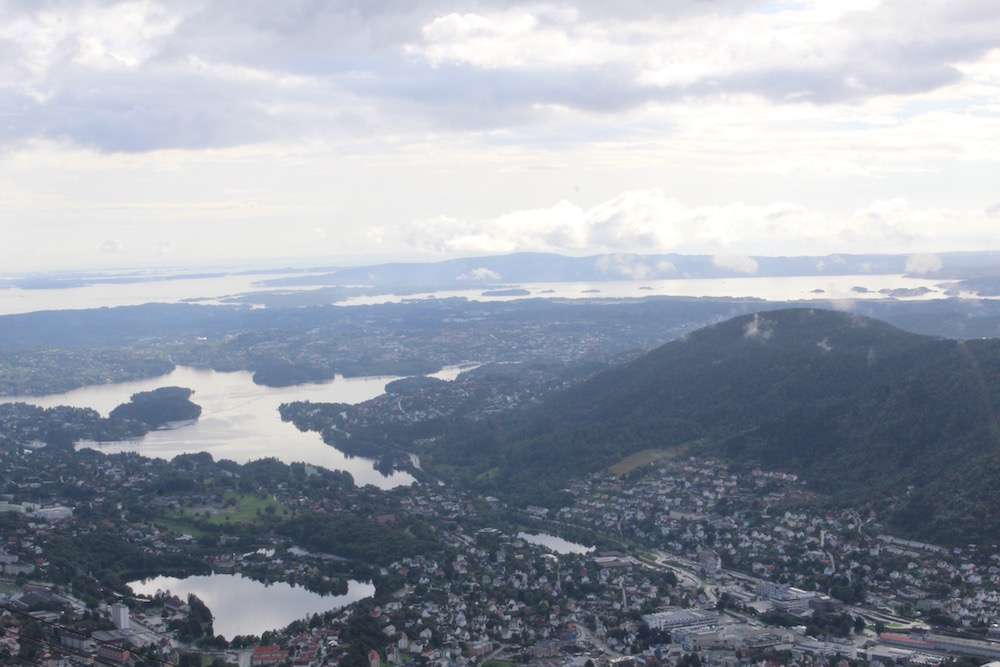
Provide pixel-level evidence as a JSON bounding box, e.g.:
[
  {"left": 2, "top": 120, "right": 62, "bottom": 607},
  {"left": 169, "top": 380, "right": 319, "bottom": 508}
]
[{"left": 2, "top": 0, "right": 1000, "bottom": 274}]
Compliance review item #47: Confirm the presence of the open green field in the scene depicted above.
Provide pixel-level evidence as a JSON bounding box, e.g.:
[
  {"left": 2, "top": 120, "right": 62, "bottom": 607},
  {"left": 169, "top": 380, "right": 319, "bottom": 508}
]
[
  {"left": 150, "top": 516, "right": 206, "bottom": 538},
  {"left": 195, "top": 493, "right": 284, "bottom": 525}
]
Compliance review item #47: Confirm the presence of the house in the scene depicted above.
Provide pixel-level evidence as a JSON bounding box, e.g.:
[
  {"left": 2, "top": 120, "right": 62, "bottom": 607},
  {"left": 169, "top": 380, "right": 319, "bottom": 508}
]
[
  {"left": 96, "top": 644, "right": 130, "bottom": 665},
  {"left": 253, "top": 645, "right": 289, "bottom": 666}
]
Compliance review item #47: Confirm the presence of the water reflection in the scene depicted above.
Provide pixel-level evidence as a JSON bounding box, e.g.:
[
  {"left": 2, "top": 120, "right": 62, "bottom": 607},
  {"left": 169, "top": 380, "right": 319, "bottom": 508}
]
[
  {"left": 129, "top": 574, "right": 374, "bottom": 639},
  {"left": 1, "top": 366, "right": 417, "bottom": 489},
  {"left": 517, "top": 532, "right": 594, "bottom": 554}
]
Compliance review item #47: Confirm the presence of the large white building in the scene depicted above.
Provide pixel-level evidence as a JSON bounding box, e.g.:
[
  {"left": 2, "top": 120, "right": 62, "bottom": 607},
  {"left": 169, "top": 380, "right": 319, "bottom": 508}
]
[
  {"left": 642, "top": 608, "right": 718, "bottom": 632},
  {"left": 111, "top": 602, "right": 130, "bottom": 632}
]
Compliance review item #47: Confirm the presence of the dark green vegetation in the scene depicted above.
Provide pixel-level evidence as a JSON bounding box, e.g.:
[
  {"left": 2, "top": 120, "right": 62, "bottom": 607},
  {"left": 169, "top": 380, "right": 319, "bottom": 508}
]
[
  {"left": 0, "top": 348, "right": 173, "bottom": 395},
  {"left": 301, "top": 309, "right": 1000, "bottom": 547},
  {"left": 5, "top": 293, "right": 1000, "bottom": 548},
  {"left": 0, "top": 442, "right": 434, "bottom": 608},
  {"left": 279, "top": 359, "right": 609, "bottom": 474},
  {"left": 475, "top": 309, "right": 1000, "bottom": 544},
  {"left": 0, "top": 387, "right": 202, "bottom": 448},
  {"left": 109, "top": 386, "right": 202, "bottom": 427}
]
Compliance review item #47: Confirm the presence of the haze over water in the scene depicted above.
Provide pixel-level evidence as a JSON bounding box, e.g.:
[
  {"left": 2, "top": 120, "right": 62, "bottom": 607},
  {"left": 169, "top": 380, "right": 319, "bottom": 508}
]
[{"left": 0, "top": 270, "right": 952, "bottom": 316}]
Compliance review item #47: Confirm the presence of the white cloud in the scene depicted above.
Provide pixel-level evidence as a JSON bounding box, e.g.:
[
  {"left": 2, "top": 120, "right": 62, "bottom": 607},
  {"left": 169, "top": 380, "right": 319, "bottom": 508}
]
[
  {"left": 904, "top": 253, "right": 943, "bottom": 274},
  {"left": 743, "top": 313, "right": 773, "bottom": 340},
  {"left": 393, "top": 191, "right": 1000, "bottom": 258},
  {"left": 0, "top": 2, "right": 999, "bottom": 271},
  {"left": 100, "top": 238, "right": 124, "bottom": 253},
  {"left": 713, "top": 255, "right": 759, "bottom": 274},
  {"left": 457, "top": 267, "right": 501, "bottom": 281},
  {"left": 595, "top": 254, "right": 656, "bottom": 279}
]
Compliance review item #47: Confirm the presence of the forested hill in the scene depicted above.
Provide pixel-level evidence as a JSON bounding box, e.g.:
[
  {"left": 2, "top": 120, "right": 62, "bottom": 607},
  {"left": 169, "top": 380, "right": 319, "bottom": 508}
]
[{"left": 438, "top": 308, "right": 1000, "bottom": 546}]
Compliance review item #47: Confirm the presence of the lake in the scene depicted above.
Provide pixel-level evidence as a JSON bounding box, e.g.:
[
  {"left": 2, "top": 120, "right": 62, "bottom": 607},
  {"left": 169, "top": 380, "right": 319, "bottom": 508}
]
[
  {"left": 128, "top": 574, "right": 374, "bottom": 639},
  {"left": 517, "top": 532, "right": 594, "bottom": 555},
  {"left": 0, "top": 365, "right": 477, "bottom": 489}
]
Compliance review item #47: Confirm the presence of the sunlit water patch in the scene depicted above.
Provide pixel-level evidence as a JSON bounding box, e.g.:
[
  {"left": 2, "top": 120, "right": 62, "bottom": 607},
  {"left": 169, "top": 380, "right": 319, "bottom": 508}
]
[
  {"left": 129, "top": 574, "right": 374, "bottom": 639},
  {"left": 1, "top": 366, "right": 422, "bottom": 488},
  {"left": 518, "top": 532, "right": 594, "bottom": 555}
]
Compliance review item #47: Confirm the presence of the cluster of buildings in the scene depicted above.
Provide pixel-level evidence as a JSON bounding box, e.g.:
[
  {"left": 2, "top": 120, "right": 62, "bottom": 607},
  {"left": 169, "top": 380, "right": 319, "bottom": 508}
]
[
  {"left": 557, "top": 457, "right": 1000, "bottom": 629},
  {"left": 11, "top": 396, "right": 1000, "bottom": 667}
]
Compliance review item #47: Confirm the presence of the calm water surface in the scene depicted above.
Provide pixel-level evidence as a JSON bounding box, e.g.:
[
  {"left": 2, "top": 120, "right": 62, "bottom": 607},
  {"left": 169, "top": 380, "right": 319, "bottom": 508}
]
[
  {"left": 128, "top": 574, "right": 374, "bottom": 639},
  {"left": 518, "top": 532, "right": 594, "bottom": 555},
  {"left": 337, "top": 274, "right": 951, "bottom": 306},
  {"left": 1, "top": 366, "right": 426, "bottom": 488},
  {"left": 0, "top": 271, "right": 956, "bottom": 316}
]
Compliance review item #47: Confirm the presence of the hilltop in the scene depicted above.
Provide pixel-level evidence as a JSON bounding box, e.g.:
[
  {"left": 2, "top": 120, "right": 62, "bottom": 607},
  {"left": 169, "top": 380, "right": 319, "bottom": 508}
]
[{"left": 422, "top": 309, "right": 1000, "bottom": 545}]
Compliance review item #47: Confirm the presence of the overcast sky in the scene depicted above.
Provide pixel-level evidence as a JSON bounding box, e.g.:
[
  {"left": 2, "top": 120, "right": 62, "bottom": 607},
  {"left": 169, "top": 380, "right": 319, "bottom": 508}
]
[{"left": 2, "top": 0, "right": 1000, "bottom": 274}]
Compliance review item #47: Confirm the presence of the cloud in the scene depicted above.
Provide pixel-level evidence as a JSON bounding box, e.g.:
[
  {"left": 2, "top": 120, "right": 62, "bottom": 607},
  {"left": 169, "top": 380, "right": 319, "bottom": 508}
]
[
  {"left": 100, "top": 238, "right": 124, "bottom": 253},
  {"left": 904, "top": 253, "right": 943, "bottom": 274},
  {"left": 3, "top": 0, "right": 1000, "bottom": 153},
  {"left": 1, "top": 2, "right": 999, "bottom": 273},
  {"left": 743, "top": 314, "right": 773, "bottom": 340},
  {"left": 713, "top": 254, "right": 759, "bottom": 274},
  {"left": 392, "top": 190, "right": 1000, "bottom": 258},
  {"left": 816, "top": 338, "right": 832, "bottom": 352},
  {"left": 456, "top": 267, "right": 501, "bottom": 281},
  {"left": 843, "top": 199, "right": 922, "bottom": 245},
  {"left": 595, "top": 254, "right": 672, "bottom": 279}
]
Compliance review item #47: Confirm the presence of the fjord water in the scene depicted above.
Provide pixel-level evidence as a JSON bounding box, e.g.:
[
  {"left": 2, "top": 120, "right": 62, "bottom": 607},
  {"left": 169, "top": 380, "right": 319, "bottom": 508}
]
[
  {"left": 128, "top": 574, "right": 375, "bottom": 639},
  {"left": 0, "top": 271, "right": 951, "bottom": 316},
  {"left": 0, "top": 365, "right": 455, "bottom": 488}
]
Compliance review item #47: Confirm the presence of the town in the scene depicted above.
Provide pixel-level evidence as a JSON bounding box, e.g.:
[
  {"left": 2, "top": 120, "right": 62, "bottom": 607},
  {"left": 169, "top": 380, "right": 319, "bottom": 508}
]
[{"left": 4, "top": 409, "right": 1000, "bottom": 667}]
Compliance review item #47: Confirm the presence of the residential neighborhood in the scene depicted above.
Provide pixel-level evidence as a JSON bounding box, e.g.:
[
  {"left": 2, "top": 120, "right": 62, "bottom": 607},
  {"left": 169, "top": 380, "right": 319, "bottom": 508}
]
[{"left": 5, "top": 427, "right": 1000, "bottom": 667}]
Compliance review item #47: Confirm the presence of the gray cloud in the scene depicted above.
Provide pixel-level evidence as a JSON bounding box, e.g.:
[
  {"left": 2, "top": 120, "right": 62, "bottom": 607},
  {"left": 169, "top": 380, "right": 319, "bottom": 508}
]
[{"left": 1, "top": 0, "right": 999, "bottom": 153}]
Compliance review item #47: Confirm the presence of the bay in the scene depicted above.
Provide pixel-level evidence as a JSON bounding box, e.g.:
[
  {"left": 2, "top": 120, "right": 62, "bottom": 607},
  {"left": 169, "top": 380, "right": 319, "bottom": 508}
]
[
  {"left": 1, "top": 366, "right": 419, "bottom": 489},
  {"left": 338, "top": 274, "right": 950, "bottom": 306},
  {"left": 0, "top": 270, "right": 956, "bottom": 317},
  {"left": 128, "top": 574, "right": 374, "bottom": 639}
]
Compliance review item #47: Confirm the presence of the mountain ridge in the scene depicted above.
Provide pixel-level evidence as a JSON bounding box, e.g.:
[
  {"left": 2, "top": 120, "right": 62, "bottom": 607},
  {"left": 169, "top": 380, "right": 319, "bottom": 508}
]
[{"left": 426, "top": 308, "right": 1000, "bottom": 546}]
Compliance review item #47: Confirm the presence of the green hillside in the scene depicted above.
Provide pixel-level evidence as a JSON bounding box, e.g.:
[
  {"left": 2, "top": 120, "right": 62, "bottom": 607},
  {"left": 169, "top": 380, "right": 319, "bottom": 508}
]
[{"left": 429, "top": 309, "right": 1000, "bottom": 545}]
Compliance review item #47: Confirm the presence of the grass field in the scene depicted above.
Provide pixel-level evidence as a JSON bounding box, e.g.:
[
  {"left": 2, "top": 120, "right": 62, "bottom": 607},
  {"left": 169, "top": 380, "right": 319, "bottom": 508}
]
[
  {"left": 608, "top": 443, "right": 694, "bottom": 476},
  {"left": 152, "top": 492, "right": 286, "bottom": 535},
  {"left": 174, "top": 492, "right": 285, "bottom": 525}
]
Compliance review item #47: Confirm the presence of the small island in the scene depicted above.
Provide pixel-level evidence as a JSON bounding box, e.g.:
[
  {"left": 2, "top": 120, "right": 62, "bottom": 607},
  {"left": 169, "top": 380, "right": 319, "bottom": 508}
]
[
  {"left": 481, "top": 288, "right": 531, "bottom": 297},
  {"left": 109, "top": 386, "right": 202, "bottom": 429}
]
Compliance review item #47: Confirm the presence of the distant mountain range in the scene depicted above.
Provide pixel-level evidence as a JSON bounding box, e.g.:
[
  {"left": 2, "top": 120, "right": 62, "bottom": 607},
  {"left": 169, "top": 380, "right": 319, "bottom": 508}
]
[
  {"left": 422, "top": 308, "right": 1000, "bottom": 546},
  {"left": 257, "top": 250, "right": 1000, "bottom": 291}
]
